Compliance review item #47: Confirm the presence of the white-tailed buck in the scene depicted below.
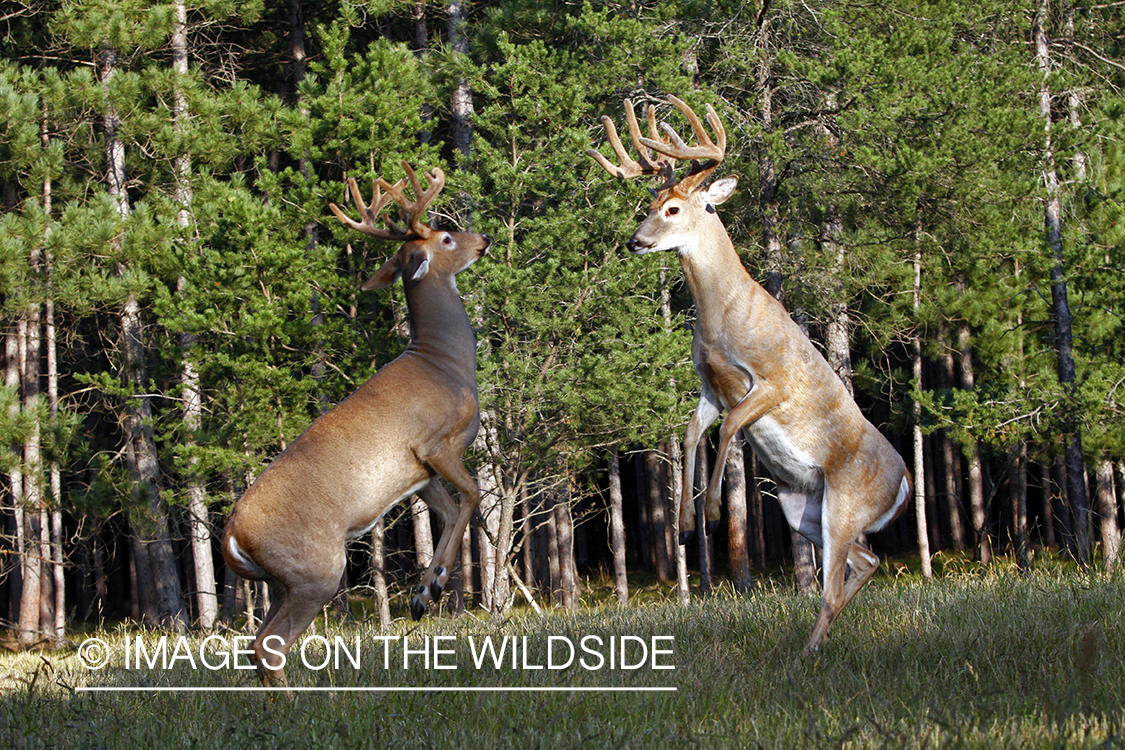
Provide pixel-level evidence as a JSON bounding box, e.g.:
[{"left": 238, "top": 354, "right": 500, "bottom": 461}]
[
  {"left": 587, "top": 97, "right": 910, "bottom": 651},
  {"left": 222, "top": 162, "right": 490, "bottom": 684}
]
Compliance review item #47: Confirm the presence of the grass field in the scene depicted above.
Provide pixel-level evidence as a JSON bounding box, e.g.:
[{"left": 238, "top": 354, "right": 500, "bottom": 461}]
[{"left": 2, "top": 560, "right": 1123, "bottom": 749}]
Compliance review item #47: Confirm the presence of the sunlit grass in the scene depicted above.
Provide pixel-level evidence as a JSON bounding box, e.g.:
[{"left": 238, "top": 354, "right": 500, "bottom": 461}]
[{"left": 2, "top": 563, "right": 1123, "bottom": 748}]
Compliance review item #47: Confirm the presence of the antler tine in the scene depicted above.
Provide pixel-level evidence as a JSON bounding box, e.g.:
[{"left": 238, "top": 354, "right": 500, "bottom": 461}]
[
  {"left": 637, "top": 96, "right": 727, "bottom": 194},
  {"left": 331, "top": 161, "right": 448, "bottom": 242},
  {"left": 329, "top": 177, "right": 414, "bottom": 241},
  {"left": 396, "top": 161, "right": 445, "bottom": 239},
  {"left": 585, "top": 99, "right": 675, "bottom": 184},
  {"left": 638, "top": 95, "right": 726, "bottom": 165}
]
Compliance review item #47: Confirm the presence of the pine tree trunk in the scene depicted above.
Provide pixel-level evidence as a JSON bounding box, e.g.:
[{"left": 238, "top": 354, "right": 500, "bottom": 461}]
[
  {"left": 822, "top": 216, "right": 854, "bottom": 397},
  {"left": 370, "top": 520, "right": 391, "bottom": 628},
  {"left": 957, "top": 320, "right": 991, "bottom": 565},
  {"left": 937, "top": 321, "right": 967, "bottom": 550},
  {"left": 410, "top": 495, "right": 434, "bottom": 570},
  {"left": 1012, "top": 442, "right": 1031, "bottom": 570},
  {"left": 554, "top": 485, "right": 579, "bottom": 610},
  {"left": 38, "top": 507, "right": 52, "bottom": 632},
  {"left": 1036, "top": 0, "right": 1091, "bottom": 566},
  {"left": 1095, "top": 459, "right": 1121, "bottom": 571},
  {"left": 634, "top": 458, "right": 652, "bottom": 570},
  {"left": 668, "top": 439, "right": 689, "bottom": 604},
  {"left": 169, "top": 0, "right": 217, "bottom": 630},
  {"left": 791, "top": 527, "right": 817, "bottom": 594},
  {"left": 922, "top": 415, "right": 941, "bottom": 550},
  {"left": 607, "top": 449, "right": 629, "bottom": 605},
  {"left": 101, "top": 47, "right": 188, "bottom": 631},
  {"left": 644, "top": 450, "right": 670, "bottom": 582},
  {"left": 912, "top": 221, "right": 932, "bottom": 577},
  {"left": 92, "top": 531, "right": 107, "bottom": 620},
  {"left": 491, "top": 482, "right": 516, "bottom": 616},
  {"left": 544, "top": 490, "right": 561, "bottom": 604},
  {"left": 448, "top": 0, "right": 474, "bottom": 159},
  {"left": 5, "top": 327, "right": 25, "bottom": 625},
  {"left": 1117, "top": 462, "right": 1125, "bottom": 560},
  {"left": 1054, "top": 460, "right": 1075, "bottom": 557},
  {"left": 476, "top": 473, "right": 499, "bottom": 614},
  {"left": 18, "top": 201, "right": 46, "bottom": 648},
  {"left": 453, "top": 523, "right": 473, "bottom": 614},
  {"left": 695, "top": 445, "right": 712, "bottom": 596},
  {"left": 19, "top": 306, "right": 44, "bottom": 648},
  {"left": 519, "top": 485, "right": 534, "bottom": 592},
  {"left": 756, "top": 12, "right": 784, "bottom": 300},
  {"left": 656, "top": 263, "right": 690, "bottom": 603},
  {"left": 725, "top": 440, "right": 753, "bottom": 592},
  {"left": 748, "top": 452, "right": 767, "bottom": 570},
  {"left": 1040, "top": 462, "right": 1058, "bottom": 549},
  {"left": 40, "top": 108, "right": 66, "bottom": 644},
  {"left": 46, "top": 317, "right": 64, "bottom": 642},
  {"left": 412, "top": 0, "right": 434, "bottom": 144}
]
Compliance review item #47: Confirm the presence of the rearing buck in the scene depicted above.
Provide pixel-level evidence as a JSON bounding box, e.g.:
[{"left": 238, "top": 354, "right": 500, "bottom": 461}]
[
  {"left": 222, "top": 162, "right": 490, "bottom": 684},
  {"left": 586, "top": 97, "right": 910, "bottom": 652}
]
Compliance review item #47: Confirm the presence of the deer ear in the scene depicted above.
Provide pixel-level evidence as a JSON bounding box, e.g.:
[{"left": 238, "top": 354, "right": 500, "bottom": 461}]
[
  {"left": 405, "top": 248, "right": 431, "bottom": 282},
  {"left": 703, "top": 176, "right": 738, "bottom": 207},
  {"left": 361, "top": 254, "right": 402, "bottom": 290}
]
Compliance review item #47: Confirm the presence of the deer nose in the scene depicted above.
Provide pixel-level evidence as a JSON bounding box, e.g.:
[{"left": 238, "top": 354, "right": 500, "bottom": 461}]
[{"left": 625, "top": 238, "right": 640, "bottom": 253}]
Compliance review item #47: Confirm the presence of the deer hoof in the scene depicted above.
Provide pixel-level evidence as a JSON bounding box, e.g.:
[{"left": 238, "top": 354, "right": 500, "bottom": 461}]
[
  {"left": 705, "top": 520, "right": 720, "bottom": 536},
  {"left": 410, "top": 596, "right": 426, "bottom": 621},
  {"left": 679, "top": 529, "right": 695, "bottom": 546}
]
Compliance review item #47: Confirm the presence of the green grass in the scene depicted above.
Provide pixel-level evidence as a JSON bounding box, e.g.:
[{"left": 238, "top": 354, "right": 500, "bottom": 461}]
[{"left": 3, "top": 564, "right": 1124, "bottom": 749}]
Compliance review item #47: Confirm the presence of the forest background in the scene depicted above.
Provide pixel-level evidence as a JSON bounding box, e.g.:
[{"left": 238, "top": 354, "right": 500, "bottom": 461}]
[{"left": 0, "top": 0, "right": 1123, "bottom": 646}]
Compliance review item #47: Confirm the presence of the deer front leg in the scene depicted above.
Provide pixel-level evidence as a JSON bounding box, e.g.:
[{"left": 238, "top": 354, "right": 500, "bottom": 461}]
[
  {"left": 679, "top": 388, "right": 722, "bottom": 545},
  {"left": 412, "top": 479, "right": 459, "bottom": 614},
  {"left": 410, "top": 453, "right": 480, "bottom": 620},
  {"left": 705, "top": 384, "right": 781, "bottom": 532}
]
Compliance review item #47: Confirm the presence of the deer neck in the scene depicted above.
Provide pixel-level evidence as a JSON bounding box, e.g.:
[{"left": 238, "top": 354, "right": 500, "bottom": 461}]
[
  {"left": 677, "top": 223, "right": 760, "bottom": 321},
  {"left": 402, "top": 275, "right": 477, "bottom": 382}
]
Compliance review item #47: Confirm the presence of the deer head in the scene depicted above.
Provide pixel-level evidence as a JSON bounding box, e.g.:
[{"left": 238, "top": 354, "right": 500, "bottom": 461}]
[
  {"left": 586, "top": 96, "right": 738, "bottom": 256},
  {"left": 330, "top": 161, "right": 488, "bottom": 291}
]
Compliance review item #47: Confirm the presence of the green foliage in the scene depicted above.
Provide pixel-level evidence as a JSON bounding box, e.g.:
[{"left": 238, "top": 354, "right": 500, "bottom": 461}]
[{"left": 463, "top": 0, "right": 699, "bottom": 489}]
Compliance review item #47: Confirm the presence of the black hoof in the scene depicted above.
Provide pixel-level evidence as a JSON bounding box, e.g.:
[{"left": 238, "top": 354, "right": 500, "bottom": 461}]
[
  {"left": 410, "top": 597, "right": 425, "bottom": 621},
  {"left": 679, "top": 529, "right": 695, "bottom": 546},
  {"left": 705, "top": 520, "right": 720, "bottom": 536},
  {"left": 432, "top": 580, "right": 444, "bottom": 602}
]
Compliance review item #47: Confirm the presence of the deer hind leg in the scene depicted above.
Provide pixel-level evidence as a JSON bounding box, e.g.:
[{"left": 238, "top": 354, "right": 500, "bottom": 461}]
[
  {"left": 803, "top": 478, "right": 888, "bottom": 654},
  {"left": 806, "top": 473, "right": 908, "bottom": 649},
  {"left": 411, "top": 455, "right": 480, "bottom": 620},
  {"left": 252, "top": 565, "right": 344, "bottom": 686},
  {"left": 804, "top": 537, "right": 880, "bottom": 654},
  {"left": 679, "top": 388, "right": 721, "bottom": 545}
]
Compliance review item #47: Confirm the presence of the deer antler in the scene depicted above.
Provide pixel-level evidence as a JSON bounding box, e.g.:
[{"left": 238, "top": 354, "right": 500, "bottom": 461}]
[
  {"left": 585, "top": 99, "right": 676, "bottom": 189},
  {"left": 330, "top": 161, "right": 446, "bottom": 241},
  {"left": 586, "top": 96, "right": 726, "bottom": 195}
]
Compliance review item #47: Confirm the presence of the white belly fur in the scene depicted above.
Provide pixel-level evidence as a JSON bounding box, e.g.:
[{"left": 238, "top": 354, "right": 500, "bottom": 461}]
[{"left": 744, "top": 414, "right": 822, "bottom": 491}]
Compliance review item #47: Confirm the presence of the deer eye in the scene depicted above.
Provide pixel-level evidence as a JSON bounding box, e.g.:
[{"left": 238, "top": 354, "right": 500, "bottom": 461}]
[
  {"left": 442, "top": 235, "right": 453, "bottom": 245},
  {"left": 666, "top": 206, "right": 680, "bottom": 216}
]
